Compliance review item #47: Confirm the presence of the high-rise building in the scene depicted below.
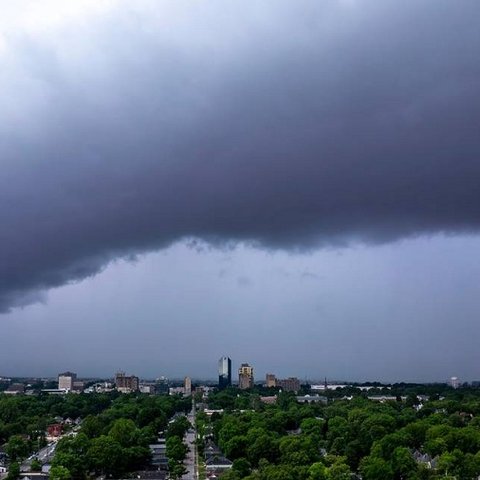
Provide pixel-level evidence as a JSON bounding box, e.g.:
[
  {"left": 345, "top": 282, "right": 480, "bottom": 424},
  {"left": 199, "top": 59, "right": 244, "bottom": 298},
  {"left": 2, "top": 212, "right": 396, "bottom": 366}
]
[
  {"left": 218, "top": 356, "right": 232, "bottom": 389},
  {"left": 184, "top": 376, "right": 192, "bottom": 396},
  {"left": 155, "top": 377, "right": 169, "bottom": 394},
  {"left": 115, "top": 371, "right": 139, "bottom": 393},
  {"left": 238, "top": 363, "right": 254, "bottom": 390},
  {"left": 266, "top": 373, "right": 277, "bottom": 388},
  {"left": 58, "top": 372, "right": 77, "bottom": 391}
]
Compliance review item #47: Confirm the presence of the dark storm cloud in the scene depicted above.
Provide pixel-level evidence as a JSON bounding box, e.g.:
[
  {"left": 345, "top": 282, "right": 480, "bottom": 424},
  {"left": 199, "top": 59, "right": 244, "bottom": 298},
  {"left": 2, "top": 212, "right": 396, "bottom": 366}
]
[{"left": 1, "top": 0, "right": 480, "bottom": 311}]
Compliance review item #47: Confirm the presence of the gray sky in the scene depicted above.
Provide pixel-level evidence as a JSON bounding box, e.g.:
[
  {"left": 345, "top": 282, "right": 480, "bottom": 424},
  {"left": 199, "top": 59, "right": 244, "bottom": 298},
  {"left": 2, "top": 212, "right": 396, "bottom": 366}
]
[{"left": 1, "top": 1, "right": 480, "bottom": 382}]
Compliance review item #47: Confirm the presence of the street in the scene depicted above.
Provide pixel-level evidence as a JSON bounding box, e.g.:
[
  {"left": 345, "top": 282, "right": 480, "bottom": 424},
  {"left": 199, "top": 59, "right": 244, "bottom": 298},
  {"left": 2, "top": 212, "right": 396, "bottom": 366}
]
[
  {"left": 21, "top": 442, "right": 56, "bottom": 472},
  {"left": 20, "top": 425, "right": 80, "bottom": 472},
  {"left": 181, "top": 404, "right": 197, "bottom": 480}
]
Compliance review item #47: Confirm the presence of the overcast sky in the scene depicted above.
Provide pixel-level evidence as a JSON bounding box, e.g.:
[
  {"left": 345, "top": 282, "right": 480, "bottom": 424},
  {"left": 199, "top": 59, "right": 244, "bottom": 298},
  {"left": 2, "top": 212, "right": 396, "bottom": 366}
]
[{"left": 1, "top": 1, "right": 480, "bottom": 382}]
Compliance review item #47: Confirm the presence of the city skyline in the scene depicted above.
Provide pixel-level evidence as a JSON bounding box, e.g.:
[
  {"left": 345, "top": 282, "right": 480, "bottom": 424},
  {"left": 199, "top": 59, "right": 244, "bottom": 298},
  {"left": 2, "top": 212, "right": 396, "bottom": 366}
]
[
  {"left": 2, "top": 1, "right": 480, "bottom": 382},
  {"left": 0, "top": 356, "right": 471, "bottom": 386}
]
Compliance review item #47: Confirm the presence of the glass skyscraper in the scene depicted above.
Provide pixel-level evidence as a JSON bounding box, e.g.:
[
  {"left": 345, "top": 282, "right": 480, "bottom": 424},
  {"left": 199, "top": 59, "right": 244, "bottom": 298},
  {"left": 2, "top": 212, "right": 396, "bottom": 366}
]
[{"left": 218, "top": 356, "right": 232, "bottom": 388}]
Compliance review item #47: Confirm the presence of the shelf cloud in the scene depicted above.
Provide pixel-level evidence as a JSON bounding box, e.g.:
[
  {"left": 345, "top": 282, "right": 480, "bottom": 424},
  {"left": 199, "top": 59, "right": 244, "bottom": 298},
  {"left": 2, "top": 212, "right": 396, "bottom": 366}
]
[{"left": 1, "top": 0, "right": 480, "bottom": 312}]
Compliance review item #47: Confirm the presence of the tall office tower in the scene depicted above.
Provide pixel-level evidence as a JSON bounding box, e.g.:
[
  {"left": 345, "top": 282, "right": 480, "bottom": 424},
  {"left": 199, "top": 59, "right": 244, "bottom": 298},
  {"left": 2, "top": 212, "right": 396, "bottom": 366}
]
[
  {"left": 218, "top": 356, "right": 232, "bottom": 389},
  {"left": 155, "top": 376, "right": 169, "bottom": 394},
  {"left": 266, "top": 373, "right": 277, "bottom": 388},
  {"left": 238, "top": 363, "right": 254, "bottom": 389},
  {"left": 184, "top": 376, "right": 192, "bottom": 396},
  {"left": 58, "top": 371, "right": 77, "bottom": 391}
]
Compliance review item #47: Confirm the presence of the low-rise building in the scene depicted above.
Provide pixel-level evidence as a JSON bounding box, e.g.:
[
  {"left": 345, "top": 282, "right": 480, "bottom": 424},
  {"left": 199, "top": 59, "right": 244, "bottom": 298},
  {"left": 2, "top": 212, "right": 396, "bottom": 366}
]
[
  {"left": 204, "top": 409, "right": 224, "bottom": 417},
  {"left": 5, "top": 383, "right": 25, "bottom": 395},
  {"left": 204, "top": 440, "right": 233, "bottom": 476},
  {"left": 412, "top": 450, "right": 439, "bottom": 469},
  {"left": 169, "top": 386, "right": 185, "bottom": 395},
  {"left": 84, "top": 382, "right": 114, "bottom": 393},
  {"left": 139, "top": 384, "right": 155, "bottom": 394},
  {"left": 260, "top": 396, "right": 277, "bottom": 405},
  {"left": 72, "top": 380, "right": 84, "bottom": 392},
  {"left": 18, "top": 473, "right": 49, "bottom": 480},
  {"left": 296, "top": 395, "right": 327, "bottom": 404},
  {"left": 47, "top": 423, "right": 63, "bottom": 438},
  {"left": 150, "top": 438, "right": 168, "bottom": 471},
  {"left": 367, "top": 395, "right": 406, "bottom": 402},
  {"left": 41, "top": 389, "right": 69, "bottom": 395}
]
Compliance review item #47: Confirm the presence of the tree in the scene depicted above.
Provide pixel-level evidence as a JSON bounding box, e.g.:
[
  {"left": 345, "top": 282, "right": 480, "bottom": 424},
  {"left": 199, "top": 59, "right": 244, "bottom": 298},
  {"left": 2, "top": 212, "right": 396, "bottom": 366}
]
[
  {"left": 124, "top": 445, "right": 152, "bottom": 470},
  {"left": 166, "top": 416, "right": 191, "bottom": 439},
  {"left": 52, "top": 451, "right": 87, "bottom": 479},
  {"left": 6, "top": 462, "right": 20, "bottom": 480},
  {"left": 301, "top": 418, "right": 324, "bottom": 438},
  {"left": 30, "top": 459, "right": 42, "bottom": 472},
  {"left": 169, "top": 463, "right": 187, "bottom": 479},
  {"left": 224, "top": 435, "right": 248, "bottom": 460},
  {"left": 360, "top": 455, "right": 393, "bottom": 480},
  {"left": 109, "top": 418, "right": 138, "bottom": 447},
  {"left": 423, "top": 436, "right": 447, "bottom": 457},
  {"left": 220, "top": 470, "right": 241, "bottom": 480},
  {"left": 359, "top": 414, "right": 396, "bottom": 447},
  {"left": 49, "top": 466, "right": 72, "bottom": 480},
  {"left": 391, "top": 447, "right": 417, "bottom": 479},
  {"left": 308, "top": 462, "right": 327, "bottom": 480},
  {"left": 166, "top": 436, "right": 188, "bottom": 463},
  {"left": 437, "top": 449, "right": 467, "bottom": 479},
  {"left": 279, "top": 436, "right": 319, "bottom": 466},
  {"left": 345, "top": 439, "right": 364, "bottom": 469},
  {"left": 405, "top": 394, "right": 420, "bottom": 408},
  {"left": 260, "top": 463, "right": 306, "bottom": 480},
  {"left": 246, "top": 432, "right": 279, "bottom": 465},
  {"left": 232, "top": 457, "right": 252, "bottom": 477},
  {"left": 80, "top": 415, "right": 105, "bottom": 439},
  {"left": 86, "top": 435, "right": 124, "bottom": 476},
  {"left": 6, "top": 435, "right": 30, "bottom": 461},
  {"left": 327, "top": 462, "right": 351, "bottom": 480},
  {"left": 326, "top": 417, "right": 349, "bottom": 448}
]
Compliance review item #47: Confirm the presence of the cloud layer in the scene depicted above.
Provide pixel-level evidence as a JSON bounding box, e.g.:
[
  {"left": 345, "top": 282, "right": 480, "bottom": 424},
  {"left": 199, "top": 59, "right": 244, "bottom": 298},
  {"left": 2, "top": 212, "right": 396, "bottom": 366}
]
[{"left": 1, "top": 0, "right": 480, "bottom": 311}]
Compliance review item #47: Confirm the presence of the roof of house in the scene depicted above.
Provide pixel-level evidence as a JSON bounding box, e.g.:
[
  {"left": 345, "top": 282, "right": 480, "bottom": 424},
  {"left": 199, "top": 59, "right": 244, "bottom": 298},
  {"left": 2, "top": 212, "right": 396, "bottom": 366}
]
[
  {"left": 18, "top": 474, "right": 49, "bottom": 480},
  {"left": 205, "top": 455, "right": 233, "bottom": 467}
]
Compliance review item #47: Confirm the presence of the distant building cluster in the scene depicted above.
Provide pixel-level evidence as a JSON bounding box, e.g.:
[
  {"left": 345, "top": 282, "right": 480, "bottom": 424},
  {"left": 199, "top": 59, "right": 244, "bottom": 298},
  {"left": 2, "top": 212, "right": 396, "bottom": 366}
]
[
  {"left": 58, "top": 371, "right": 84, "bottom": 392},
  {"left": 216, "top": 356, "right": 303, "bottom": 392},
  {"left": 0, "top": 364, "right": 472, "bottom": 401},
  {"left": 265, "top": 373, "right": 301, "bottom": 392}
]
